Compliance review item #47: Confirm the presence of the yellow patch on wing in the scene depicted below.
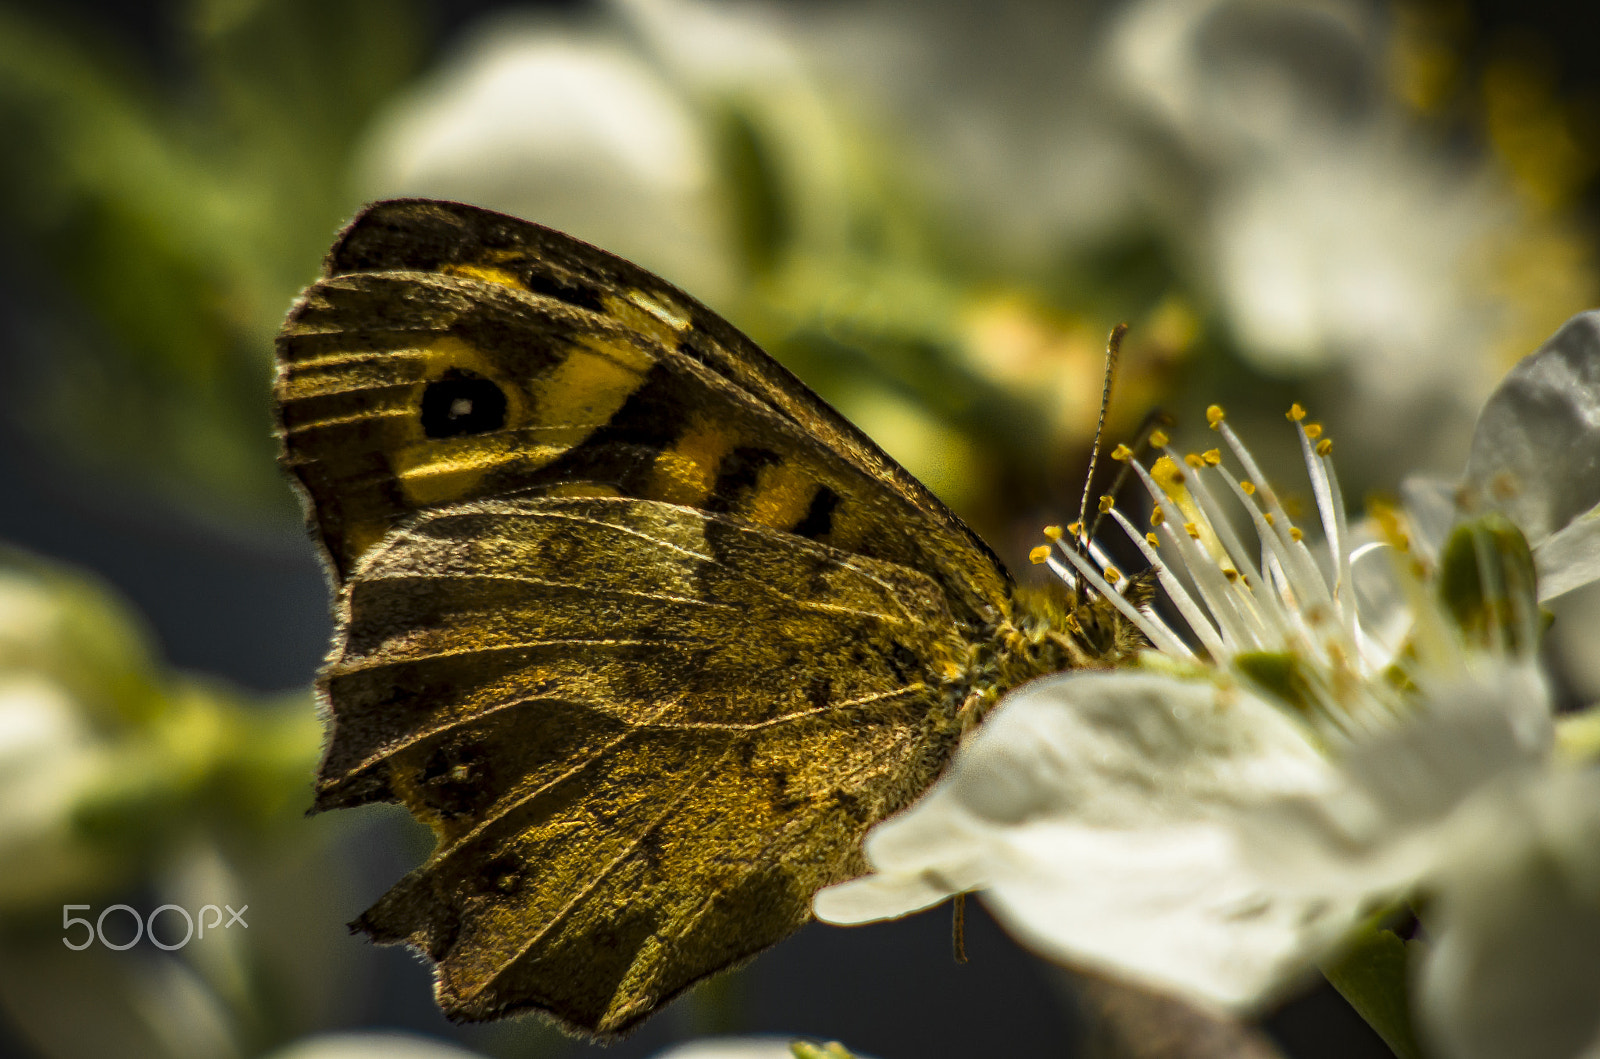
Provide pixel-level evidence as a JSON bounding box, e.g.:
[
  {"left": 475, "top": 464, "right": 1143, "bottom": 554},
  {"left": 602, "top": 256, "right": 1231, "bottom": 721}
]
[
  {"left": 546, "top": 335, "right": 655, "bottom": 428},
  {"left": 442, "top": 263, "right": 527, "bottom": 290},
  {"left": 648, "top": 419, "right": 738, "bottom": 507},
  {"left": 395, "top": 447, "right": 499, "bottom": 506},
  {"left": 603, "top": 290, "right": 691, "bottom": 350},
  {"left": 276, "top": 348, "right": 430, "bottom": 400},
  {"left": 419, "top": 336, "right": 515, "bottom": 391},
  {"left": 745, "top": 459, "right": 820, "bottom": 532}
]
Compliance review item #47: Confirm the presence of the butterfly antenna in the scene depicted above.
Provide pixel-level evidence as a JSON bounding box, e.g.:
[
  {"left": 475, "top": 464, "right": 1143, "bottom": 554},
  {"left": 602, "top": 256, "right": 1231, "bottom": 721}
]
[
  {"left": 1085, "top": 407, "right": 1175, "bottom": 545},
  {"left": 1075, "top": 323, "right": 1127, "bottom": 557}
]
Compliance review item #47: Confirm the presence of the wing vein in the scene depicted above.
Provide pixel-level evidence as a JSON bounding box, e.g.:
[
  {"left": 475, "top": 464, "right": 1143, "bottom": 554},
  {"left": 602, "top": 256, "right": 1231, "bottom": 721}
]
[
  {"left": 638, "top": 685, "right": 927, "bottom": 730},
  {"left": 472, "top": 740, "right": 740, "bottom": 1000},
  {"left": 336, "top": 637, "right": 705, "bottom": 674},
  {"left": 363, "top": 573, "right": 740, "bottom": 611}
]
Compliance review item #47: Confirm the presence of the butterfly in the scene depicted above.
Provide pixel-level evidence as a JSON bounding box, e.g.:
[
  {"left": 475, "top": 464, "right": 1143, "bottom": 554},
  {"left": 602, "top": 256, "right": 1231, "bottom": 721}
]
[{"left": 274, "top": 199, "right": 1145, "bottom": 1037}]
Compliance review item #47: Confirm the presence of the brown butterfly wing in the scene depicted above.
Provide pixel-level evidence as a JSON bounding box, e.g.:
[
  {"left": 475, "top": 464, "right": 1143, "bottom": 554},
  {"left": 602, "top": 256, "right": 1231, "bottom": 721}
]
[
  {"left": 277, "top": 198, "right": 1011, "bottom": 625},
  {"left": 275, "top": 199, "right": 1015, "bottom": 1034},
  {"left": 326, "top": 494, "right": 969, "bottom": 1031}
]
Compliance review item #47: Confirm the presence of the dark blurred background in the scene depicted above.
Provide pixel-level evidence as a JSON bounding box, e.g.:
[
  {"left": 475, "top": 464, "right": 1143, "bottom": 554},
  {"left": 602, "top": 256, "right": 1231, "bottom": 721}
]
[{"left": 1, "top": 1, "right": 1597, "bottom": 1057}]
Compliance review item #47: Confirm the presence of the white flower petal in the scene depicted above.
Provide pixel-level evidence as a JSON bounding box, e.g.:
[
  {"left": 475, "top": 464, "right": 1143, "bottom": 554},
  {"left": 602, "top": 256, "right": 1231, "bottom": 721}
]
[
  {"left": 1233, "top": 665, "right": 1554, "bottom": 909},
  {"left": 1532, "top": 504, "right": 1600, "bottom": 601},
  {"left": 982, "top": 823, "right": 1336, "bottom": 1009},
  {"left": 810, "top": 868, "right": 956, "bottom": 925},
  {"left": 358, "top": 15, "right": 734, "bottom": 302},
  {"left": 818, "top": 671, "right": 1354, "bottom": 1009},
  {"left": 1415, "top": 769, "right": 1600, "bottom": 1059},
  {"left": 1348, "top": 536, "right": 1412, "bottom": 669},
  {"left": 652, "top": 1038, "right": 830, "bottom": 1059},
  {"left": 1464, "top": 310, "right": 1600, "bottom": 545},
  {"left": 264, "top": 1032, "right": 486, "bottom": 1059},
  {"left": 1398, "top": 475, "right": 1458, "bottom": 563},
  {"left": 1549, "top": 582, "right": 1600, "bottom": 701}
]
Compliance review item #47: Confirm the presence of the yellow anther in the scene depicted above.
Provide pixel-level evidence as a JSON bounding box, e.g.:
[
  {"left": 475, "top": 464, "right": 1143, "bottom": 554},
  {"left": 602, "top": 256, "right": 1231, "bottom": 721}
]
[
  {"left": 1206, "top": 405, "right": 1226, "bottom": 427},
  {"left": 1146, "top": 532, "right": 1160, "bottom": 547},
  {"left": 1043, "top": 524, "right": 1063, "bottom": 541},
  {"left": 1240, "top": 480, "right": 1256, "bottom": 495},
  {"left": 1316, "top": 438, "right": 1333, "bottom": 457},
  {"left": 1152, "top": 456, "right": 1185, "bottom": 490},
  {"left": 1303, "top": 422, "right": 1323, "bottom": 439},
  {"left": 1098, "top": 495, "right": 1115, "bottom": 514},
  {"left": 1184, "top": 522, "right": 1201, "bottom": 539},
  {"left": 1150, "top": 507, "right": 1166, "bottom": 527},
  {"left": 940, "top": 660, "right": 965, "bottom": 681},
  {"left": 1223, "top": 567, "right": 1239, "bottom": 582},
  {"left": 1290, "top": 526, "right": 1305, "bottom": 542},
  {"left": 1287, "top": 403, "right": 1307, "bottom": 421},
  {"left": 1202, "top": 448, "right": 1222, "bottom": 466},
  {"left": 1104, "top": 566, "right": 1122, "bottom": 584},
  {"left": 1149, "top": 429, "right": 1170, "bottom": 448},
  {"left": 1369, "top": 501, "right": 1409, "bottom": 551},
  {"left": 1184, "top": 453, "right": 1205, "bottom": 468},
  {"left": 1111, "top": 443, "right": 1134, "bottom": 462},
  {"left": 1066, "top": 521, "right": 1084, "bottom": 538},
  {"left": 1264, "top": 512, "right": 1276, "bottom": 526},
  {"left": 1029, "top": 545, "right": 1052, "bottom": 565}
]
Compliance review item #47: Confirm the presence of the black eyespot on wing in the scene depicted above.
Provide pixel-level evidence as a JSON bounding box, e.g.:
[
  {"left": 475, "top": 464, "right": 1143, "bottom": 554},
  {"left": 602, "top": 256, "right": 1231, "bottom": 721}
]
[{"left": 421, "top": 369, "right": 507, "bottom": 438}]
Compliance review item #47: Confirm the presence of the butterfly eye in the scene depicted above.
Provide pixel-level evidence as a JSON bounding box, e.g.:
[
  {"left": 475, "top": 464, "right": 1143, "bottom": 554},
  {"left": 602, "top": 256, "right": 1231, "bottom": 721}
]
[{"left": 421, "top": 369, "right": 508, "bottom": 438}]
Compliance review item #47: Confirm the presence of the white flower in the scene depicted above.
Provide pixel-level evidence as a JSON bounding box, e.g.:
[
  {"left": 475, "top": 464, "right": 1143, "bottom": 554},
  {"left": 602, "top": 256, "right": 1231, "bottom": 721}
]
[
  {"left": 0, "top": 571, "right": 117, "bottom": 909},
  {"left": 1405, "top": 309, "right": 1600, "bottom": 601},
  {"left": 651, "top": 1039, "right": 870, "bottom": 1059},
  {"left": 358, "top": 3, "right": 739, "bottom": 303},
  {"left": 1110, "top": 0, "right": 1596, "bottom": 472},
  {"left": 817, "top": 312, "right": 1600, "bottom": 1056},
  {"left": 0, "top": 674, "right": 110, "bottom": 908},
  {"left": 263, "top": 1033, "right": 486, "bottom": 1059},
  {"left": 1404, "top": 309, "right": 1600, "bottom": 707}
]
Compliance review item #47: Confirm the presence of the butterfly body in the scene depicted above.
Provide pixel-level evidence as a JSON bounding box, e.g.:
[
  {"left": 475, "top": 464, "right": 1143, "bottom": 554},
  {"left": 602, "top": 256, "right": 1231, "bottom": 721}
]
[{"left": 276, "top": 200, "right": 1141, "bottom": 1035}]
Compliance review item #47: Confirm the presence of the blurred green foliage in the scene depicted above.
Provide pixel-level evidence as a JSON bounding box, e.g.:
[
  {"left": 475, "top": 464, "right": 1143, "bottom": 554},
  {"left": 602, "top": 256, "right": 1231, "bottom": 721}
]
[
  {"left": 0, "top": 547, "right": 320, "bottom": 912},
  {"left": 0, "top": 0, "right": 421, "bottom": 515}
]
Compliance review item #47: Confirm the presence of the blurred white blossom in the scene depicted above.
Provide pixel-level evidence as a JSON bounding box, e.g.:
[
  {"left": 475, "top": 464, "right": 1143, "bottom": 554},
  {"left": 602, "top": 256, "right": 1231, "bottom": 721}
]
[
  {"left": 651, "top": 1038, "right": 868, "bottom": 1059},
  {"left": 0, "top": 674, "right": 108, "bottom": 907},
  {"left": 264, "top": 1033, "right": 487, "bottom": 1059},
  {"left": 359, "top": 9, "right": 736, "bottom": 301},
  {"left": 1109, "top": 0, "right": 1593, "bottom": 458},
  {"left": 358, "top": 0, "right": 851, "bottom": 307},
  {"left": 0, "top": 571, "right": 121, "bottom": 908}
]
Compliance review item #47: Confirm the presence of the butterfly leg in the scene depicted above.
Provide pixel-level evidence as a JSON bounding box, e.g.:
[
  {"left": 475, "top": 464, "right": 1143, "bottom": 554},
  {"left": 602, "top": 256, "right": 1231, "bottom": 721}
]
[{"left": 955, "top": 688, "right": 994, "bottom": 733}]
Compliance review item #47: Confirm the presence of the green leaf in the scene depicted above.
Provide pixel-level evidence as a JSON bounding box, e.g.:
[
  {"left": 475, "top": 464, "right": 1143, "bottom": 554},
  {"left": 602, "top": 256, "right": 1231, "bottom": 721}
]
[{"left": 1321, "top": 922, "right": 1424, "bottom": 1059}]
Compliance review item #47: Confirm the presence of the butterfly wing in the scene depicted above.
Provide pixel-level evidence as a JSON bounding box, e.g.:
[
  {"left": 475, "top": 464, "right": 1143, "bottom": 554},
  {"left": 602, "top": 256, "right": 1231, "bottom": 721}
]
[
  {"left": 275, "top": 200, "right": 1014, "bottom": 1034},
  {"left": 278, "top": 198, "right": 1010, "bottom": 626},
  {"left": 326, "top": 494, "right": 968, "bottom": 1031}
]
